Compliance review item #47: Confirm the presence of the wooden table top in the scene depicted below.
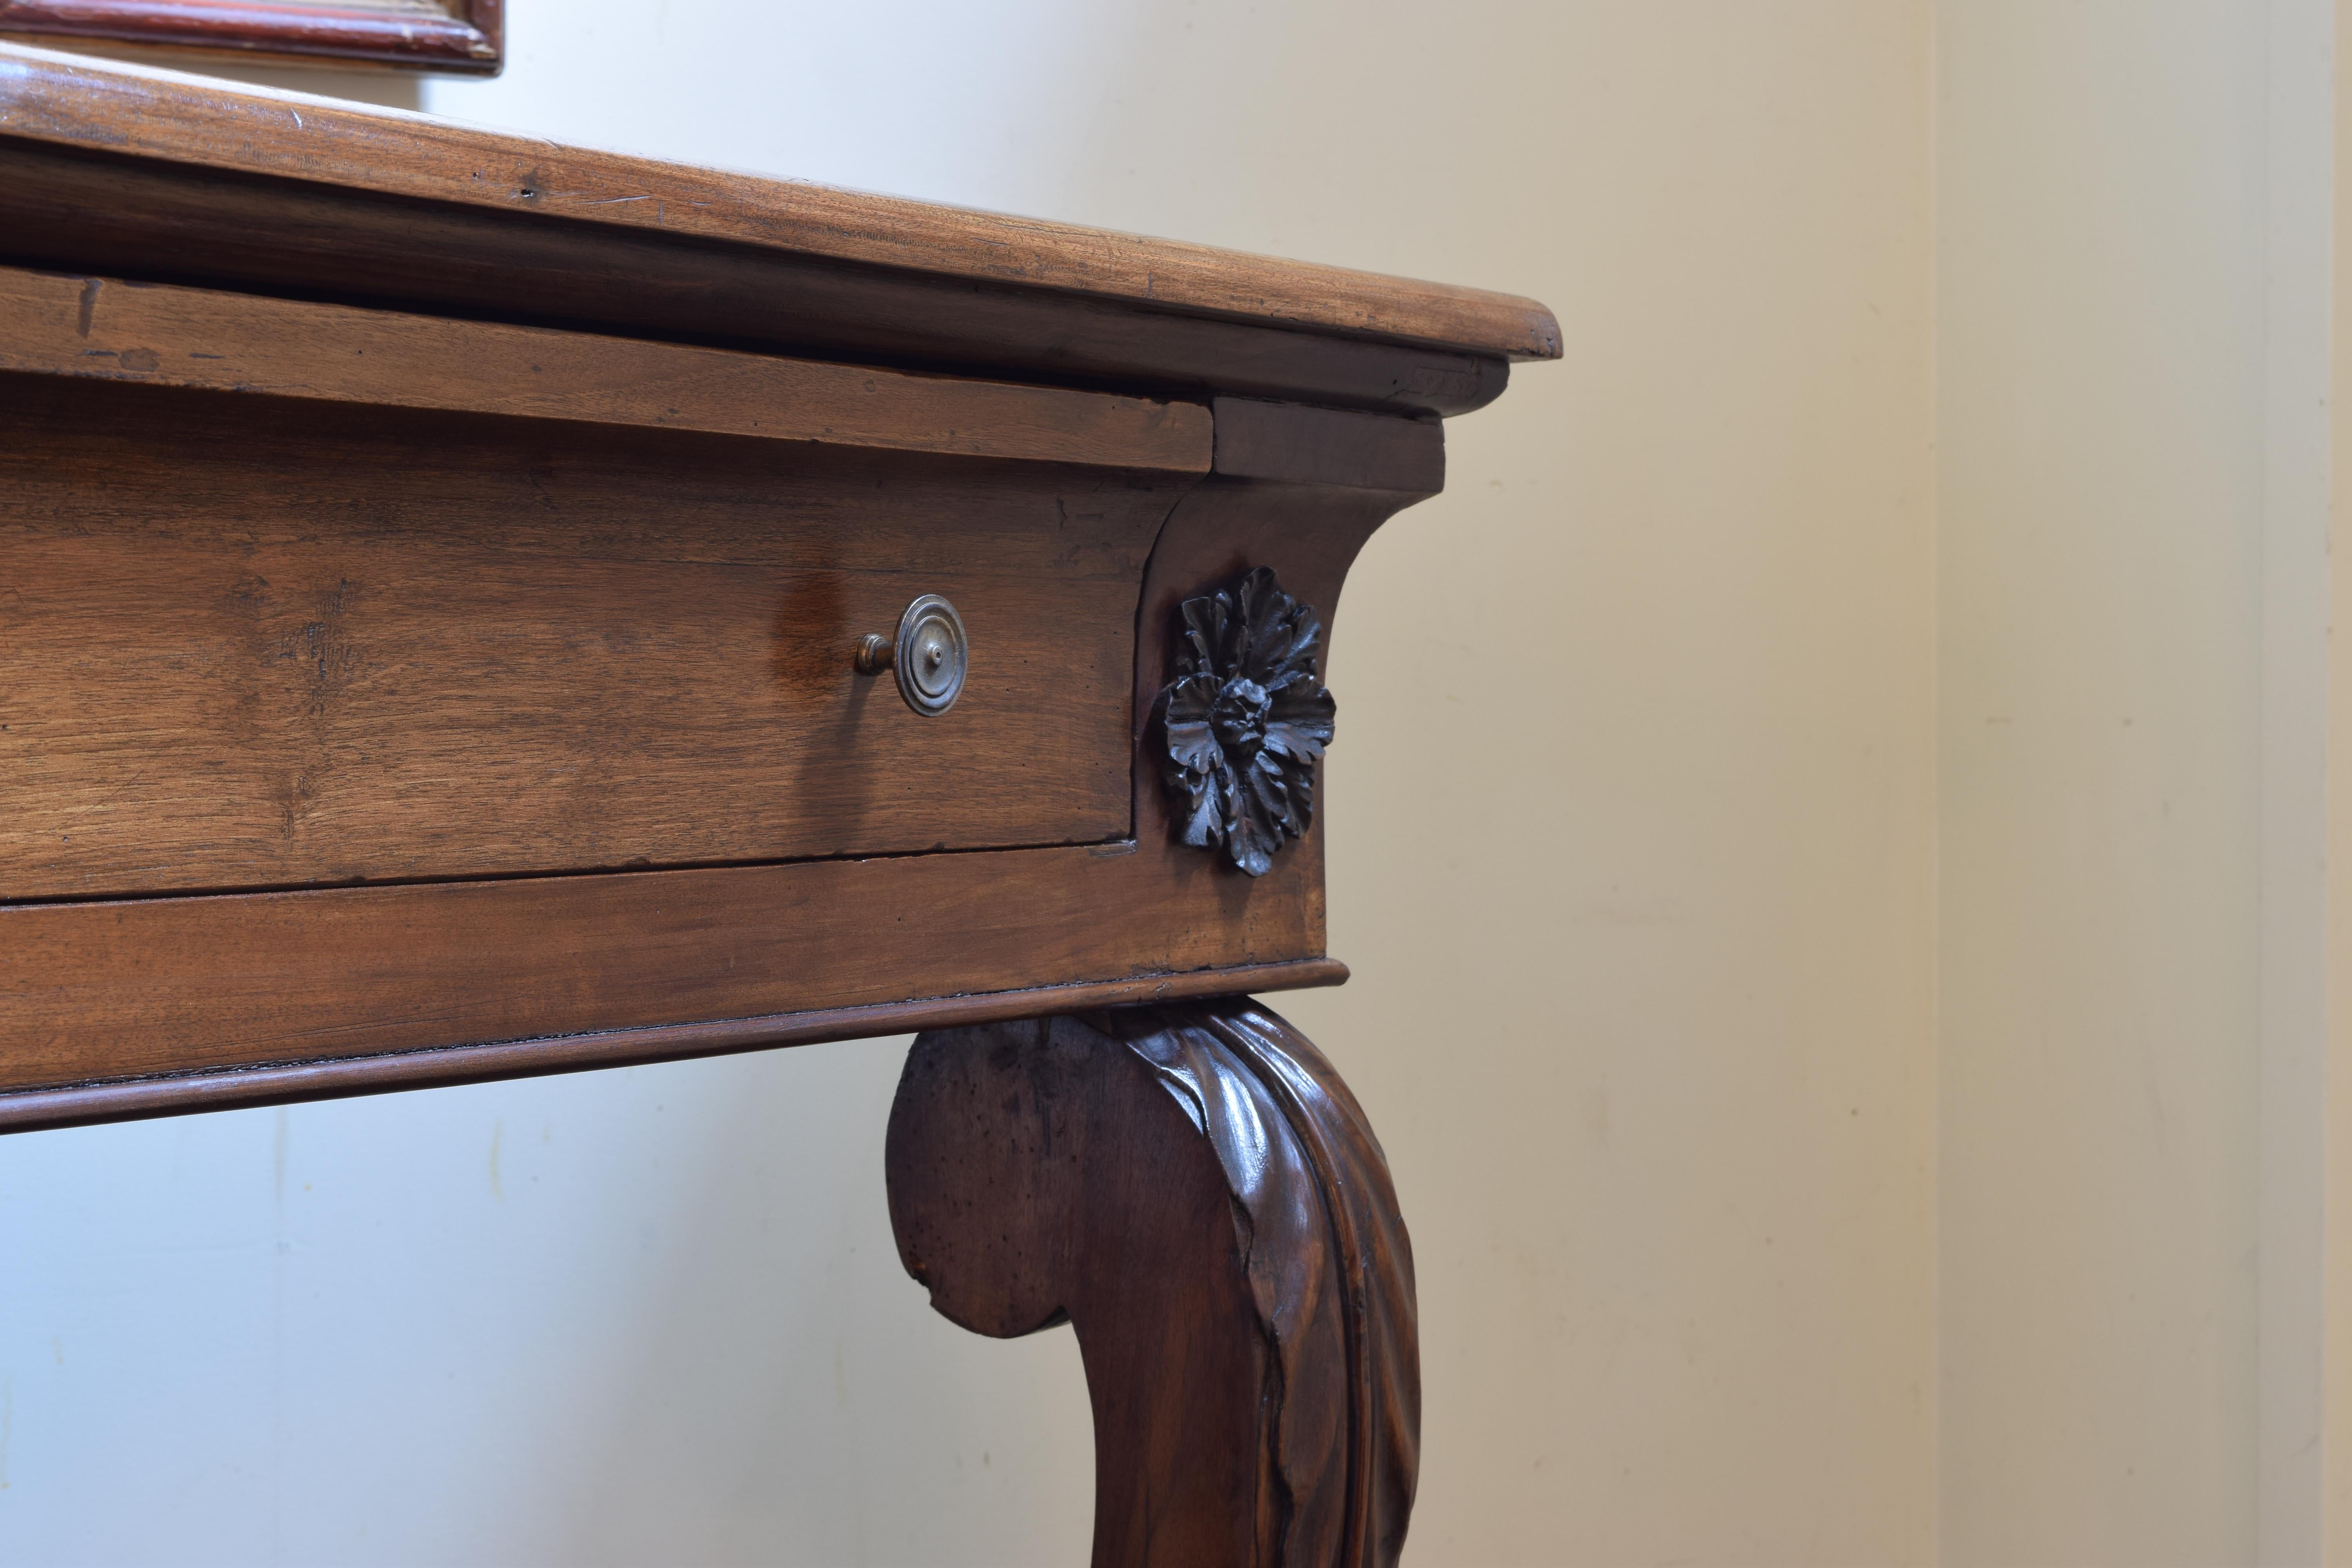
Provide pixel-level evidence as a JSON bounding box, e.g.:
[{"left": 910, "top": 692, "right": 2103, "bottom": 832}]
[
  {"left": 0, "top": 40, "right": 1560, "bottom": 362},
  {"left": 0, "top": 39, "right": 1550, "bottom": 1138}
]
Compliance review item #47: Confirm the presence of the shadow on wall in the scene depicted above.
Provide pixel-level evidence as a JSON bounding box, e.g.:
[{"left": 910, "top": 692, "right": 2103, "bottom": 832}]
[{"left": 165, "top": 62, "right": 424, "bottom": 112}]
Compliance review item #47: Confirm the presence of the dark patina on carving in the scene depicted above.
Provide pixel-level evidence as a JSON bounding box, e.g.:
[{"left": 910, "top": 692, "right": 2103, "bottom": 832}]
[
  {"left": 887, "top": 999, "right": 1421, "bottom": 1568},
  {"left": 1158, "top": 567, "right": 1337, "bottom": 877}
]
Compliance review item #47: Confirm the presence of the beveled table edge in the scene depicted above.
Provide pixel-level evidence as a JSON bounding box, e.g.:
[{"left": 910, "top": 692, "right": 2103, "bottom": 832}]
[
  {"left": 0, "top": 41, "right": 1560, "bottom": 361},
  {"left": 0, "top": 956, "right": 1349, "bottom": 1134}
]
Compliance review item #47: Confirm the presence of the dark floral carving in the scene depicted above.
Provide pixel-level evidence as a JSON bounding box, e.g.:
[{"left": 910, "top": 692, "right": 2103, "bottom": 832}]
[{"left": 1158, "top": 567, "right": 1337, "bottom": 877}]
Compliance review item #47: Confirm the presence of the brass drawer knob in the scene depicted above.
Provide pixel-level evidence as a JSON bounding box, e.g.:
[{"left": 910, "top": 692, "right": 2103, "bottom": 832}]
[{"left": 855, "top": 594, "right": 969, "bottom": 717}]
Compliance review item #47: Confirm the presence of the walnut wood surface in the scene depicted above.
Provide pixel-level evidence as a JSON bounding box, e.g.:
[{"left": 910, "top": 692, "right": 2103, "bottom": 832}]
[
  {"left": 0, "top": 55, "right": 1470, "bottom": 1123},
  {"left": 0, "top": 0, "right": 501, "bottom": 74},
  {"left": 887, "top": 999, "right": 1418, "bottom": 1568},
  {"left": 0, "top": 267, "right": 1209, "bottom": 470},
  {"left": 0, "top": 44, "right": 1562, "bottom": 399},
  {"left": 0, "top": 140, "right": 1510, "bottom": 420},
  {"left": 1139, "top": 400, "right": 1445, "bottom": 862},
  {"left": 0, "top": 958, "right": 1347, "bottom": 1134},
  {"left": 1212, "top": 396, "right": 1445, "bottom": 492},
  {"left": 0, "top": 376, "right": 1187, "bottom": 898},
  {"left": 0, "top": 43, "right": 1556, "bottom": 363},
  {"left": 0, "top": 838, "right": 1331, "bottom": 1095},
  {"left": 0, "top": 390, "right": 1440, "bottom": 1124}
]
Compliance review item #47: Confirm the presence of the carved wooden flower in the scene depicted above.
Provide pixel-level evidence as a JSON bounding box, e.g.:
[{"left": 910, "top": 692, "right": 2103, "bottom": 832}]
[{"left": 1158, "top": 567, "right": 1337, "bottom": 877}]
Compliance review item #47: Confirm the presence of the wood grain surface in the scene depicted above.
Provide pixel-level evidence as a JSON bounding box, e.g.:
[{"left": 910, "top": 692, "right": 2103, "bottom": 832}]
[
  {"left": 0, "top": 140, "right": 1511, "bottom": 419},
  {"left": 0, "top": 958, "right": 1348, "bottom": 1134},
  {"left": 0, "top": 836, "right": 1334, "bottom": 1095},
  {"left": 1136, "top": 403, "right": 1447, "bottom": 868},
  {"left": 888, "top": 1000, "right": 1419, "bottom": 1567},
  {"left": 1211, "top": 396, "right": 1445, "bottom": 492},
  {"left": 0, "top": 376, "right": 1189, "bottom": 898},
  {"left": 0, "top": 391, "right": 1445, "bottom": 1127},
  {"left": 0, "top": 266, "right": 1210, "bottom": 470},
  {"left": 0, "top": 0, "right": 501, "bottom": 73},
  {"left": 0, "top": 42, "right": 1558, "bottom": 360}
]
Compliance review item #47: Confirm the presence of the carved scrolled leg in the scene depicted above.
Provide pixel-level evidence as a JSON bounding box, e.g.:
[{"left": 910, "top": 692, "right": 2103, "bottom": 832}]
[{"left": 884, "top": 998, "right": 1418, "bottom": 1568}]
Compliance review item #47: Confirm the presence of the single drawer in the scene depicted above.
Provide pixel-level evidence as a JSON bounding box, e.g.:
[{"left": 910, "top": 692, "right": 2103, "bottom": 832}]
[{"left": 0, "top": 274, "right": 1209, "bottom": 899}]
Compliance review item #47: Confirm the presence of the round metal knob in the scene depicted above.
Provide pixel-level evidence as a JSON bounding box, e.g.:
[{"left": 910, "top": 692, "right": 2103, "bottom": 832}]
[{"left": 853, "top": 594, "right": 968, "bottom": 717}]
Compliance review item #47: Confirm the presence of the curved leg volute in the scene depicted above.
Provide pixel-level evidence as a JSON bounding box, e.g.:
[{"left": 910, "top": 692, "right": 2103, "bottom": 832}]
[{"left": 884, "top": 998, "right": 1419, "bottom": 1568}]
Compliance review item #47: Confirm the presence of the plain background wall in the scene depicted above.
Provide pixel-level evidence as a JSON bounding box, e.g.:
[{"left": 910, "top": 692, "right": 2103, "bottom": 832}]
[
  {"left": 0, "top": 4, "right": 1943, "bottom": 1564},
  {"left": 1938, "top": 2, "right": 2330, "bottom": 1563},
  {"left": 2328, "top": 0, "right": 2352, "bottom": 1555},
  {"left": 21, "top": 1, "right": 2346, "bottom": 1564}
]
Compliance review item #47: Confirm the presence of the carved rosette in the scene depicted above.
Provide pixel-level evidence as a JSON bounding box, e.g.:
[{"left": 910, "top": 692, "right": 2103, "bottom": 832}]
[{"left": 1157, "top": 567, "right": 1337, "bottom": 876}]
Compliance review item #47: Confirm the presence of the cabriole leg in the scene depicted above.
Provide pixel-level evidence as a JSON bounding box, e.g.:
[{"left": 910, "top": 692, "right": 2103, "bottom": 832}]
[{"left": 884, "top": 998, "right": 1418, "bottom": 1568}]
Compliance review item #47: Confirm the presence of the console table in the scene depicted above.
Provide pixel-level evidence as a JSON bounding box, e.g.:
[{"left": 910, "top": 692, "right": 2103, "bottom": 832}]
[{"left": 0, "top": 43, "right": 1556, "bottom": 1566}]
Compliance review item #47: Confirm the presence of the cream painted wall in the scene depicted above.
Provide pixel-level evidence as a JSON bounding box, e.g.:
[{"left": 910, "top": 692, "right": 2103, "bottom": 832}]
[
  {"left": 1939, "top": 4, "right": 2331, "bottom": 1563},
  {"left": 2328, "top": 0, "right": 2352, "bottom": 1557},
  {"left": 18, "top": 2, "right": 2347, "bottom": 1564}
]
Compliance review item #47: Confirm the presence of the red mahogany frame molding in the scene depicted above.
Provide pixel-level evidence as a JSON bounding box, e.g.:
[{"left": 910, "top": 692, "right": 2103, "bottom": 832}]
[{"left": 0, "top": 0, "right": 500, "bottom": 74}]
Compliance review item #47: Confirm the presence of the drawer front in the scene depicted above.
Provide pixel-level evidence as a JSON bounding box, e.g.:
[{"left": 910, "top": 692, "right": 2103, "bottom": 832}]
[{"left": 0, "top": 377, "right": 1192, "bottom": 899}]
